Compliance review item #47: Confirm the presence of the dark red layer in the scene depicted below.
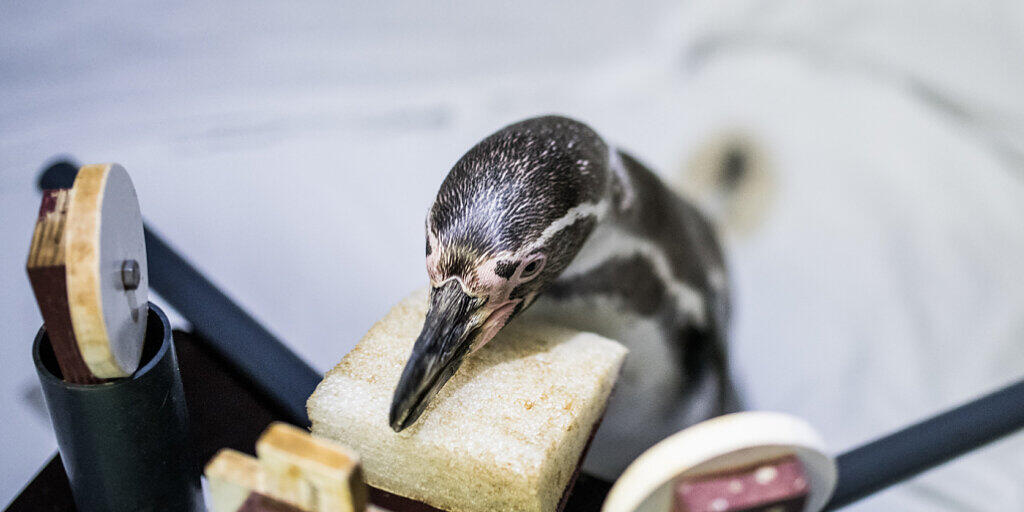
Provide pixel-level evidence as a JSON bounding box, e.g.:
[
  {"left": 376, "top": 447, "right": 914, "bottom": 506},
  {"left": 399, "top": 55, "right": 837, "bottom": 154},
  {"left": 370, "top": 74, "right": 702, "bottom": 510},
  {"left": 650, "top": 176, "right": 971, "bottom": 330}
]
[{"left": 237, "top": 492, "right": 305, "bottom": 512}]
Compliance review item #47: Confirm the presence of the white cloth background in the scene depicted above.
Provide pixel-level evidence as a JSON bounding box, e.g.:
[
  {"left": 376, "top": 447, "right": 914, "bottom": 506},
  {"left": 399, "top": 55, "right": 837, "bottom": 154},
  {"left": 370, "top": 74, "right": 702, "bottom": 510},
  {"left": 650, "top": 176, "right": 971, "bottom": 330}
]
[{"left": 1, "top": 1, "right": 1022, "bottom": 509}]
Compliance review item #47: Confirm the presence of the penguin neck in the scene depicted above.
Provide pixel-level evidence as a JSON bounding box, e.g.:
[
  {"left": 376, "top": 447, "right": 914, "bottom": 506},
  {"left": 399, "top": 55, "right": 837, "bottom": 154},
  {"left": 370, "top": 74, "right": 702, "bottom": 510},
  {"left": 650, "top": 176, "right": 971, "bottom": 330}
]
[
  {"left": 554, "top": 146, "right": 636, "bottom": 279},
  {"left": 554, "top": 145, "right": 713, "bottom": 327}
]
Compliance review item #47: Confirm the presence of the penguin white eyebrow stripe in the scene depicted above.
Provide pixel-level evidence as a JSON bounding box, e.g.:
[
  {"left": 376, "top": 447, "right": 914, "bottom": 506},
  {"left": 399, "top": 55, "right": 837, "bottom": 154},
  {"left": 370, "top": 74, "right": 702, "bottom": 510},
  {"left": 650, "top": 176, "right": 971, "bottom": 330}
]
[
  {"left": 561, "top": 226, "right": 707, "bottom": 326},
  {"left": 521, "top": 200, "right": 609, "bottom": 255}
]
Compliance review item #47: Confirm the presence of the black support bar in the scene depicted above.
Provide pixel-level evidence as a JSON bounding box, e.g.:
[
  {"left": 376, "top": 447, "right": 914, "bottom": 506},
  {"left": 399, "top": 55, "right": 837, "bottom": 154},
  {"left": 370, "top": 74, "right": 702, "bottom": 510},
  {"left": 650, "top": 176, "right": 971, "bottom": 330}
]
[
  {"left": 143, "top": 229, "right": 320, "bottom": 425},
  {"left": 825, "top": 378, "right": 1024, "bottom": 509}
]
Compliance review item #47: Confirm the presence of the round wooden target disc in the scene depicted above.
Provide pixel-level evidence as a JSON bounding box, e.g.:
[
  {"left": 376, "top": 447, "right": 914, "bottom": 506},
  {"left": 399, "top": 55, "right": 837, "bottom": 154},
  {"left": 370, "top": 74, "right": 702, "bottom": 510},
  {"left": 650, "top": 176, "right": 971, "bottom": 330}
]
[
  {"left": 601, "top": 412, "right": 837, "bottom": 512},
  {"left": 65, "top": 163, "right": 148, "bottom": 378}
]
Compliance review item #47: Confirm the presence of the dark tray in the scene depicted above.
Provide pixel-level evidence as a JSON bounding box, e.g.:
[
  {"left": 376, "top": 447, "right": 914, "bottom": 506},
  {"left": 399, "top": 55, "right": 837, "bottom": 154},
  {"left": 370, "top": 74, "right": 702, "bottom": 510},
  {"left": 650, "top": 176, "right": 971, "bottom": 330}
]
[{"left": 6, "top": 329, "right": 612, "bottom": 512}]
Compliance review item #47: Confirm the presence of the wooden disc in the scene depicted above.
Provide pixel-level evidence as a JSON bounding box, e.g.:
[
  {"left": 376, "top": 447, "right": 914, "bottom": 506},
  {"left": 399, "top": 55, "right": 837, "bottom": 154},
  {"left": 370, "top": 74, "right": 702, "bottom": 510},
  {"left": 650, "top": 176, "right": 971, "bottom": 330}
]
[
  {"left": 601, "top": 412, "right": 837, "bottom": 512},
  {"left": 65, "top": 163, "right": 148, "bottom": 378}
]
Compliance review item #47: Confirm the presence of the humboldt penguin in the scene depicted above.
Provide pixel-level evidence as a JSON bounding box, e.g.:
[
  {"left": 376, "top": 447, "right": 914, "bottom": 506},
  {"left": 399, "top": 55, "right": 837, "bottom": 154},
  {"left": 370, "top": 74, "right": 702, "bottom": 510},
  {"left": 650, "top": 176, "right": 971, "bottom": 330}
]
[{"left": 389, "top": 115, "right": 733, "bottom": 478}]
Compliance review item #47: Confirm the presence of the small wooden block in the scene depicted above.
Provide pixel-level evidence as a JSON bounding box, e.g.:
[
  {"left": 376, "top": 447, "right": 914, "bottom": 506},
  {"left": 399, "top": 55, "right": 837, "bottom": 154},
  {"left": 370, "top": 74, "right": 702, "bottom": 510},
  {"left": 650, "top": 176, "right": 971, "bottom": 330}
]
[
  {"left": 205, "top": 449, "right": 270, "bottom": 512},
  {"left": 26, "top": 189, "right": 100, "bottom": 384},
  {"left": 256, "top": 422, "right": 368, "bottom": 512}
]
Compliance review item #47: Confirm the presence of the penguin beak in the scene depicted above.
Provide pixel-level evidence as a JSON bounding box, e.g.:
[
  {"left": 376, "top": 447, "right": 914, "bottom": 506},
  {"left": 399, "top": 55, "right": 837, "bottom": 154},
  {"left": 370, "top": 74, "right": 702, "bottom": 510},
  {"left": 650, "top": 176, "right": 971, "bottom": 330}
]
[{"left": 389, "top": 280, "right": 485, "bottom": 432}]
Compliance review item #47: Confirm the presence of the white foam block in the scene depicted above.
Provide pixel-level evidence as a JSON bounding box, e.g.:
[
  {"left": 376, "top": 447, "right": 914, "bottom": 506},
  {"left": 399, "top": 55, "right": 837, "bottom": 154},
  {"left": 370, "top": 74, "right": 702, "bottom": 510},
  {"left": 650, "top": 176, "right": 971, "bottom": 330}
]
[{"left": 307, "top": 289, "right": 627, "bottom": 512}]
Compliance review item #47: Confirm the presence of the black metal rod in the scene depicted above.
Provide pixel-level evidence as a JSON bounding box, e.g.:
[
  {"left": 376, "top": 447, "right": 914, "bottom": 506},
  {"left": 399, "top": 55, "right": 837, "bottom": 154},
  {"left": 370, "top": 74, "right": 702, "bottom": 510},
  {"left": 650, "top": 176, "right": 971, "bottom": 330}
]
[
  {"left": 825, "top": 378, "right": 1024, "bottom": 509},
  {"left": 39, "top": 161, "right": 320, "bottom": 426},
  {"left": 143, "top": 229, "right": 321, "bottom": 425}
]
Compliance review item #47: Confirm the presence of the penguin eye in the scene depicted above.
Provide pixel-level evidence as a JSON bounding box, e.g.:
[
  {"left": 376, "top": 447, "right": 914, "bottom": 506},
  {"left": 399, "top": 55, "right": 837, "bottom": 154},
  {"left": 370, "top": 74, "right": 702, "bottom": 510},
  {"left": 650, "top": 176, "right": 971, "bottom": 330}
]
[{"left": 519, "top": 255, "right": 546, "bottom": 281}]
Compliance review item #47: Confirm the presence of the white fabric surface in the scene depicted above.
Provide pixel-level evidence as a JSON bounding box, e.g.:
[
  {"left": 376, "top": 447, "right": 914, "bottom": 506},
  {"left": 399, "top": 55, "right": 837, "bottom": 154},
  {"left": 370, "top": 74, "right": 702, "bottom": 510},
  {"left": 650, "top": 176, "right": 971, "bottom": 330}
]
[
  {"left": 1, "top": 1, "right": 1021, "bottom": 509},
  {"left": 675, "top": 3, "right": 1024, "bottom": 509}
]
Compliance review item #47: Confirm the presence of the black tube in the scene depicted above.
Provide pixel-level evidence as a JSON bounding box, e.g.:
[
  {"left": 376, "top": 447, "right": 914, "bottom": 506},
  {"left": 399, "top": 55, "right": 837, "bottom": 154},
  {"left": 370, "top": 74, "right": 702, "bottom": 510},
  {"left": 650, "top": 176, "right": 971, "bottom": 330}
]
[
  {"left": 825, "top": 378, "right": 1024, "bottom": 510},
  {"left": 33, "top": 303, "right": 203, "bottom": 512},
  {"left": 39, "top": 160, "right": 320, "bottom": 426}
]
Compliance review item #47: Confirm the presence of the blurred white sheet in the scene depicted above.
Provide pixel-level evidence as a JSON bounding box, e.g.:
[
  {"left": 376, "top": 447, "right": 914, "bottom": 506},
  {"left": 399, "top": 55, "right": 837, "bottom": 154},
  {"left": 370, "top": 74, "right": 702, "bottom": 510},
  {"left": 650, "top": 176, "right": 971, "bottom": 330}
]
[
  {"left": 672, "top": 2, "right": 1024, "bottom": 510},
  {"left": 1, "top": 1, "right": 1022, "bottom": 509}
]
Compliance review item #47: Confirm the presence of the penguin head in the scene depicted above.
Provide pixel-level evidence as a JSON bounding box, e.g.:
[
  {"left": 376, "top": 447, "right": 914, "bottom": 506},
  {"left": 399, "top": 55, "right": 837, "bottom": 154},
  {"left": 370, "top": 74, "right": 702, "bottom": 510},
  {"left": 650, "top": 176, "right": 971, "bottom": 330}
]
[{"left": 389, "top": 116, "right": 609, "bottom": 431}]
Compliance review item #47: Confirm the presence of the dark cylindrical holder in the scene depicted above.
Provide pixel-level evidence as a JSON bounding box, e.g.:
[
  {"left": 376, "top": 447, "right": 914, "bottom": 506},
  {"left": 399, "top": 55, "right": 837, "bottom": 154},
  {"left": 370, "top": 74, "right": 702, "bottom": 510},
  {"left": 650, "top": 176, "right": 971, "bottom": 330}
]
[{"left": 33, "top": 302, "right": 202, "bottom": 512}]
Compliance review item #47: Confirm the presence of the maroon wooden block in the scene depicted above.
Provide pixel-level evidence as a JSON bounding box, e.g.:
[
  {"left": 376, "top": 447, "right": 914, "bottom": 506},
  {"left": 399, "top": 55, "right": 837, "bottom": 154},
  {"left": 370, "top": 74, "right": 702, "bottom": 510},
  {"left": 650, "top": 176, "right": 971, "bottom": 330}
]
[
  {"left": 674, "top": 455, "right": 809, "bottom": 512},
  {"left": 237, "top": 492, "right": 305, "bottom": 512},
  {"left": 26, "top": 188, "right": 102, "bottom": 385}
]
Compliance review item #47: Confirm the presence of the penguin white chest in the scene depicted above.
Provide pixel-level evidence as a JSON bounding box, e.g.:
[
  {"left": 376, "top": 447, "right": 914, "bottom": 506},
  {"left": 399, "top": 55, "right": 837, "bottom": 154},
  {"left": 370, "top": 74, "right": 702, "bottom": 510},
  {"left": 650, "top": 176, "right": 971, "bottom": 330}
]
[{"left": 522, "top": 294, "right": 686, "bottom": 479}]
